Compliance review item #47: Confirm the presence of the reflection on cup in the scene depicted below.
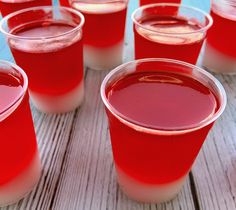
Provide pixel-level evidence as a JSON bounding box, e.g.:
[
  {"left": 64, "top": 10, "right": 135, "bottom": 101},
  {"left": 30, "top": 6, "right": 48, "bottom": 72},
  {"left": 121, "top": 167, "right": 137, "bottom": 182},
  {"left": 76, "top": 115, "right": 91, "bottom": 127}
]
[
  {"left": 132, "top": 3, "right": 213, "bottom": 64},
  {"left": 101, "top": 58, "right": 226, "bottom": 203},
  {"left": 0, "top": 60, "right": 41, "bottom": 207},
  {"left": 0, "top": 6, "right": 85, "bottom": 113}
]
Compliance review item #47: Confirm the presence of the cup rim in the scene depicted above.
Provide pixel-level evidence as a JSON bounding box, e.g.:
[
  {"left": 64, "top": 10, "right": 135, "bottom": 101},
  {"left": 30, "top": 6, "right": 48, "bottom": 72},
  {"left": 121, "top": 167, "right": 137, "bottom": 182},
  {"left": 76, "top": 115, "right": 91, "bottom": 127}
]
[
  {"left": 0, "top": 6, "right": 85, "bottom": 40},
  {"left": 100, "top": 58, "right": 227, "bottom": 135},
  {"left": 131, "top": 3, "right": 213, "bottom": 36},
  {"left": 0, "top": 60, "right": 28, "bottom": 119}
]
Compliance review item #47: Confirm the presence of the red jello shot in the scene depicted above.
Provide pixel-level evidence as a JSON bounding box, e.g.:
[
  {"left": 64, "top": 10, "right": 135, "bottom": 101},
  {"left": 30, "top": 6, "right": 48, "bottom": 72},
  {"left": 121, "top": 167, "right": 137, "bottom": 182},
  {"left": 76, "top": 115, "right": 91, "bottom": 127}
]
[
  {"left": 0, "top": 0, "right": 51, "bottom": 17},
  {"left": 101, "top": 58, "right": 226, "bottom": 203},
  {"left": 140, "top": 0, "right": 180, "bottom": 6},
  {"left": 202, "top": 0, "right": 236, "bottom": 74},
  {"left": 71, "top": 0, "right": 128, "bottom": 70},
  {"left": 0, "top": 6, "right": 85, "bottom": 113},
  {"left": 132, "top": 3, "right": 213, "bottom": 64},
  {"left": 0, "top": 60, "right": 41, "bottom": 207}
]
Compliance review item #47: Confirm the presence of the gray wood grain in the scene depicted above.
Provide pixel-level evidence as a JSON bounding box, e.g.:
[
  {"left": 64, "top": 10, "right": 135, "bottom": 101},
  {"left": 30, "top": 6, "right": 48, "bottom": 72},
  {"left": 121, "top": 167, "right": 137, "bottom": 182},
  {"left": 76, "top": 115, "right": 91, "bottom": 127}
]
[{"left": 191, "top": 74, "right": 236, "bottom": 210}]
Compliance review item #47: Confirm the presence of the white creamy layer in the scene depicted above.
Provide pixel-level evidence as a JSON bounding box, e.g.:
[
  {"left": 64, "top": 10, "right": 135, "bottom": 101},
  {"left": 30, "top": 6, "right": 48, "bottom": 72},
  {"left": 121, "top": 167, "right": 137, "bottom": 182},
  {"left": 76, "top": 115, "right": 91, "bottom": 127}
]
[
  {"left": 202, "top": 42, "right": 236, "bottom": 74},
  {"left": 30, "top": 80, "right": 84, "bottom": 113},
  {"left": 0, "top": 152, "right": 41, "bottom": 207},
  {"left": 84, "top": 41, "right": 124, "bottom": 71},
  {"left": 116, "top": 165, "right": 187, "bottom": 203}
]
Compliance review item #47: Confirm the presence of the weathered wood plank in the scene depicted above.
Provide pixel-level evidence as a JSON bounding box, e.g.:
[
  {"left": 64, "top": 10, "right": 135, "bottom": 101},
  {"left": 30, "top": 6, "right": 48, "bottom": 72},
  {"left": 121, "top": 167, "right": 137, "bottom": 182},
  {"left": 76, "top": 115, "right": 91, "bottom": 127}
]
[{"left": 191, "top": 74, "right": 236, "bottom": 210}]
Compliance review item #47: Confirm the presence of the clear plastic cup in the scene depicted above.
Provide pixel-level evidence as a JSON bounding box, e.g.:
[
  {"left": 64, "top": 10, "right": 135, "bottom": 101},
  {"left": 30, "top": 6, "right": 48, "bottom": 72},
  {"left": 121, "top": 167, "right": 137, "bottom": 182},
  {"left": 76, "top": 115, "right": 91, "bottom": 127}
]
[
  {"left": 101, "top": 58, "right": 226, "bottom": 203},
  {"left": 132, "top": 3, "right": 213, "bottom": 64},
  {"left": 0, "top": 60, "right": 41, "bottom": 207},
  {"left": 202, "top": 0, "right": 236, "bottom": 74},
  {"left": 0, "top": 6, "right": 85, "bottom": 113},
  {"left": 71, "top": 0, "right": 128, "bottom": 70}
]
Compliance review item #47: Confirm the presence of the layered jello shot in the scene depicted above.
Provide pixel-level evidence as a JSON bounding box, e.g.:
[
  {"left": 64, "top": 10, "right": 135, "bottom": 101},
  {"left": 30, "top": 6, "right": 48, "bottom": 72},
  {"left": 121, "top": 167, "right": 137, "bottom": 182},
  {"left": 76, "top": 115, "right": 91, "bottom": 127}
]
[
  {"left": 202, "top": 0, "right": 236, "bottom": 74},
  {"left": 101, "top": 58, "right": 226, "bottom": 203},
  {"left": 0, "top": 0, "right": 51, "bottom": 17},
  {"left": 0, "top": 60, "right": 41, "bottom": 207},
  {"left": 132, "top": 3, "right": 213, "bottom": 64},
  {"left": 0, "top": 6, "right": 85, "bottom": 113},
  {"left": 71, "top": 0, "right": 128, "bottom": 70}
]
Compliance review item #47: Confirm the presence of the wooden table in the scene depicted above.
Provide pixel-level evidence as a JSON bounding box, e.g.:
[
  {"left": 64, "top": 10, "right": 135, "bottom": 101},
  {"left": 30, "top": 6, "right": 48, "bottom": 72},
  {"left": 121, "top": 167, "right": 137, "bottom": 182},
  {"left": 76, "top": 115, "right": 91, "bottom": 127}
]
[{"left": 1, "top": 0, "right": 236, "bottom": 209}]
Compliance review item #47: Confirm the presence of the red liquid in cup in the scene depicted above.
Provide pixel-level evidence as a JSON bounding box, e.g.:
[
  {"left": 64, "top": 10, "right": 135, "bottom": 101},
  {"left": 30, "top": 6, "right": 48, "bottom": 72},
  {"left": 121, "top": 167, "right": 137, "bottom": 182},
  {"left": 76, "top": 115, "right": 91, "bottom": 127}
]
[
  {"left": 0, "top": 71, "right": 37, "bottom": 185},
  {"left": 0, "top": 0, "right": 51, "bottom": 17},
  {"left": 207, "top": 9, "right": 236, "bottom": 58},
  {"left": 59, "top": 0, "right": 70, "bottom": 7},
  {"left": 134, "top": 16, "right": 204, "bottom": 64},
  {"left": 140, "top": 0, "right": 180, "bottom": 6},
  {"left": 9, "top": 22, "right": 83, "bottom": 96},
  {"left": 106, "top": 71, "right": 219, "bottom": 184},
  {"left": 72, "top": 2, "right": 127, "bottom": 47}
]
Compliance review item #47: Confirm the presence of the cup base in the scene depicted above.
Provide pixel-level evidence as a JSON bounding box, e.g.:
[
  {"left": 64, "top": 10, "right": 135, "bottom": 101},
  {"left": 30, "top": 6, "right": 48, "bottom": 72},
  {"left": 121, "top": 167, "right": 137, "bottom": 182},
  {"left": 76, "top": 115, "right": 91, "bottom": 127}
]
[
  {"left": 0, "top": 152, "right": 41, "bottom": 207},
  {"left": 30, "top": 81, "right": 84, "bottom": 113},
  {"left": 84, "top": 41, "right": 124, "bottom": 71},
  {"left": 202, "top": 42, "right": 236, "bottom": 74},
  {"left": 115, "top": 165, "right": 187, "bottom": 203}
]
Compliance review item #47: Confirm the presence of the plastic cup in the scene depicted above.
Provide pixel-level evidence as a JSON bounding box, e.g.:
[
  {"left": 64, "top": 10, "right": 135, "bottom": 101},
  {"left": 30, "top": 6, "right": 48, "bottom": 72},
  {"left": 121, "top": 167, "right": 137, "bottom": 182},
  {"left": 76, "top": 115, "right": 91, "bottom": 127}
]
[
  {"left": 0, "top": 6, "right": 85, "bottom": 113},
  {"left": 132, "top": 3, "right": 213, "bottom": 64},
  {"left": 71, "top": 0, "right": 128, "bottom": 70},
  {"left": 0, "top": 60, "right": 41, "bottom": 207},
  {"left": 202, "top": 0, "right": 236, "bottom": 74},
  {"left": 101, "top": 58, "right": 226, "bottom": 203}
]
